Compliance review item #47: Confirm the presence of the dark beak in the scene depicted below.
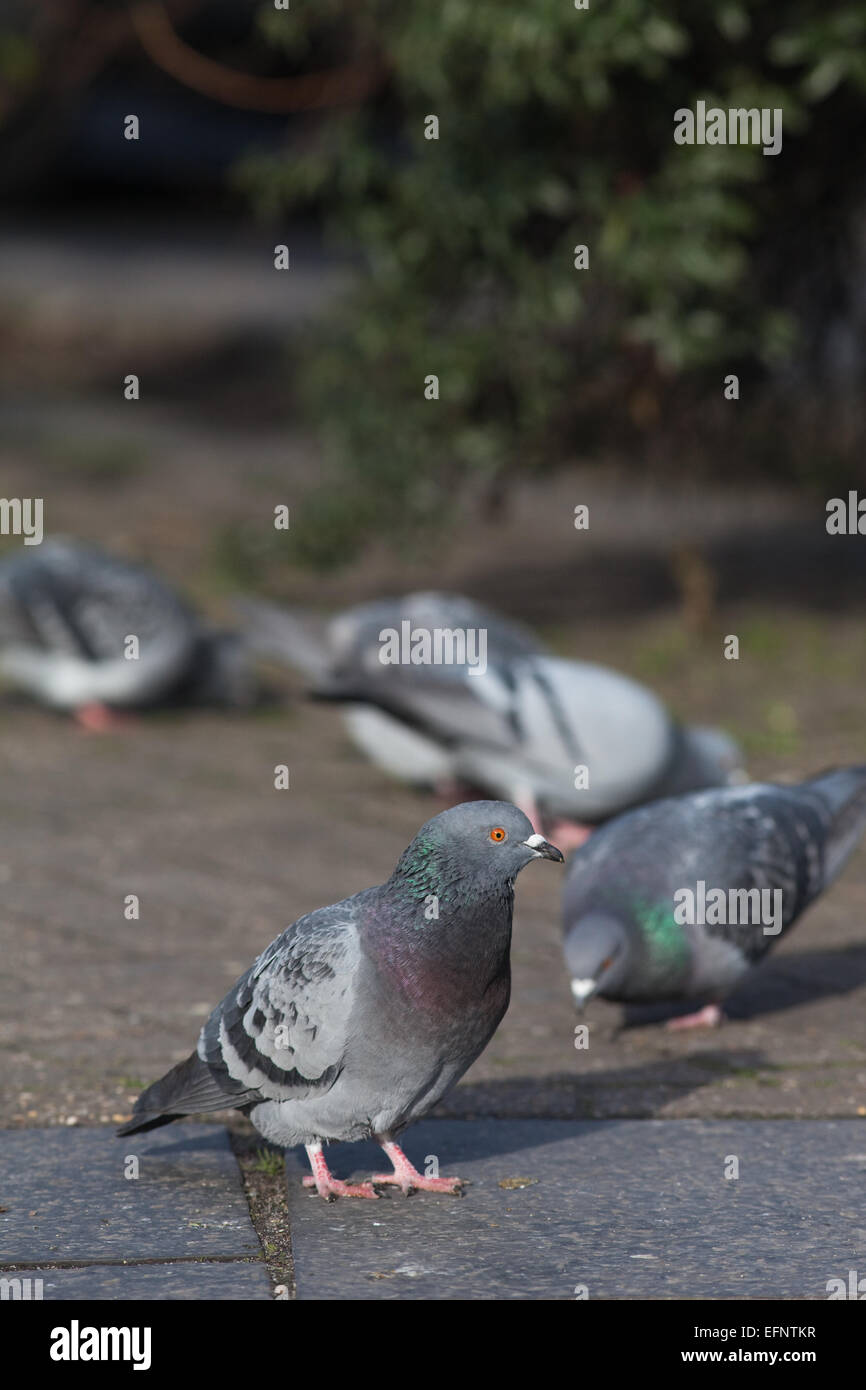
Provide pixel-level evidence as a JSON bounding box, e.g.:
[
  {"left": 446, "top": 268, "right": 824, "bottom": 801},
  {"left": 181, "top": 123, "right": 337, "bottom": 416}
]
[{"left": 523, "top": 834, "right": 564, "bottom": 863}]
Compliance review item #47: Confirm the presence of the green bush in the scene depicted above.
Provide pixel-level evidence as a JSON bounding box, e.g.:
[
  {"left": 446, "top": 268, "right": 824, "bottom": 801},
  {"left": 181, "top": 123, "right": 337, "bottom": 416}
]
[{"left": 239, "top": 1, "right": 866, "bottom": 566}]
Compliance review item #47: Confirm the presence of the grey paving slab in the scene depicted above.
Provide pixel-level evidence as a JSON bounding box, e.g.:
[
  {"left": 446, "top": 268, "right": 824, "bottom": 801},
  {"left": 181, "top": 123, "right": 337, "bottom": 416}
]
[
  {"left": 0, "top": 1261, "right": 273, "bottom": 1300},
  {"left": 0, "top": 1125, "right": 261, "bottom": 1265},
  {"left": 285, "top": 1119, "right": 866, "bottom": 1300}
]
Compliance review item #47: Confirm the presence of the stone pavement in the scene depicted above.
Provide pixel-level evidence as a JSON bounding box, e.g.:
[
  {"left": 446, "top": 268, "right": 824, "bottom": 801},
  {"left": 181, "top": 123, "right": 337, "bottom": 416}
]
[
  {"left": 285, "top": 1118, "right": 866, "bottom": 1300},
  {"left": 3, "top": 1118, "right": 864, "bottom": 1299},
  {"left": 0, "top": 1124, "right": 271, "bottom": 1300}
]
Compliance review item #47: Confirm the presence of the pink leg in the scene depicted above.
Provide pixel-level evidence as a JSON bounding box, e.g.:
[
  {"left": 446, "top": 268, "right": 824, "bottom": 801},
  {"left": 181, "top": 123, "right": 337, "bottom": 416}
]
[
  {"left": 666, "top": 1003, "right": 725, "bottom": 1031},
  {"left": 371, "top": 1139, "right": 464, "bottom": 1195},
  {"left": 302, "top": 1143, "right": 378, "bottom": 1201},
  {"left": 74, "top": 703, "right": 135, "bottom": 732},
  {"left": 514, "top": 796, "right": 593, "bottom": 852}
]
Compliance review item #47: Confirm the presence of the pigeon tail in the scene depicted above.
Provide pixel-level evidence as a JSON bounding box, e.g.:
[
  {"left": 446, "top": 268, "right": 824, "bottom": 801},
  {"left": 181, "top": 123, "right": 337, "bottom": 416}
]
[
  {"left": 232, "top": 598, "right": 330, "bottom": 682},
  {"left": 805, "top": 765, "right": 866, "bottom": 883},
  {"left": 116, "top": 1051, "right": 255, "bottom": 1137}
]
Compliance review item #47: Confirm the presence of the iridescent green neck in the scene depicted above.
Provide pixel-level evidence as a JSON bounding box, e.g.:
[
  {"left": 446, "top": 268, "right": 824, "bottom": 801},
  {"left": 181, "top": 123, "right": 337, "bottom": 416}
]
[
  {"left": 391, "top": 834, "right": 456, "bottom": 907},
  {"left": 633, "top": 899, "right": 690, "bottom": 971}
]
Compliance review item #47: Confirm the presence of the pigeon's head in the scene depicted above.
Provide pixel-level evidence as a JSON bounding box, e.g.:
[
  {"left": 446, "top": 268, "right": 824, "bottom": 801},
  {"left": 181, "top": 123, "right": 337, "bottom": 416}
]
[
  {"left": 564, "top": 913, "right": 631, "bottom": 1008},
  {"left": 393, "top": 800, "right": 563, "bottom": 897}
]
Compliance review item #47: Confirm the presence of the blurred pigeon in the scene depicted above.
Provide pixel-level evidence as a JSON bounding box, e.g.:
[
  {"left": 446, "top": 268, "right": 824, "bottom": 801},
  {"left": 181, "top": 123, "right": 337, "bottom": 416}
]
[
  {"left": 237, "top": 591, "right": 544, "bottom": 683},
  {"left": 237, "top": 590, "right": 545, "bottom": 789},
  {"left": 0, "top": 540, "right": 254, "bottom": 726},
  {"left": 118, "top": 802, "right": 563, "bottom": 1198},
  {"left": 562, "top": 767, "right": 866, "bottom": 1028},
  {"left": 238, "top": 593, "right": 742, "bottom": 846}
]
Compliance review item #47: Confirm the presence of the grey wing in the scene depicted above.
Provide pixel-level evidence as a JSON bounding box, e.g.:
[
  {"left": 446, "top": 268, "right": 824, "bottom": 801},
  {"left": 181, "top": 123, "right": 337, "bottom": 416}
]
[
  {"left": 454, "top": 658, "right": 676, "bottom": 818},
  {"left": 55, "top": 544, "right": 197, "bottom": 658},
  {"left": 234, "top": 592, "right": 542, "bottom": 689},
  {"left": 0, "top": 543, "right": 94, "bottom": 654},
  {"left": 198, "top": 912, "right": 361, "bottom": 1102},
  {"left": 318, "top": 653, "right": 528, "bottom": 751},
  {"left": 331, "top": 591, "right": 544, "bottom": 668},
  {"left": 0, "top": 539, "right": 196, "bottom": 659},
  {"left": 325, "top": 591, "right": 543, "bottom": 698},
  {"left": 403, "top": 592, "right": 543, "bottom": 659},
  {"left": 0, "top": 568, "right": 31, "bottom": 647},
  {"left": 317, "top": 651, "right": 676, "bottom": 818},
  {"left": 0, "top": 541, "right": 200, "bottom": 706},
  {"left": 694, "top": 795, "right": 823, "bottom": 964}
]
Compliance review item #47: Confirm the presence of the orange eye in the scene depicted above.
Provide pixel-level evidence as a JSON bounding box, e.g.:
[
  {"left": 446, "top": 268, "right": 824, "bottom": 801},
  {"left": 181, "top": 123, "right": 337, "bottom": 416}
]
[
  {"left": 489, "top": 827, "right": 507, "bottom": 842},
  {"left": 600, "top": 957, "right": 613, "bottom": 972}
]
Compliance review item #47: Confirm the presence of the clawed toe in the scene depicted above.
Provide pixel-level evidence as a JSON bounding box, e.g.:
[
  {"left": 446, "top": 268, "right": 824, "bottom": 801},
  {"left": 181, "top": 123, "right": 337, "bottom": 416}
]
[
  {"left": 302, "top": 1175, "right": 379, "bottom": 1200},
  {"left": 371, "top": 1173, "right": 464, "bottom": 1195},
  {"left": 304, "top": 1138, "right": 466, "bottom": 1201},
  {"left": 424, "top": 1177, "right": 464, "bottom": 1195},
  {"left": 371, "top": 1175, "right": 414, "bottom": 1196}
]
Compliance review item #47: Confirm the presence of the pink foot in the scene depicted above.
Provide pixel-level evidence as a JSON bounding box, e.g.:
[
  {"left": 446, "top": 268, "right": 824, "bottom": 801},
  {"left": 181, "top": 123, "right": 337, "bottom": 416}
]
[
  {"left": 303, "top": 1143, "right": 378, "bottom": 1201},
  {"left": 302, "top": 1174, "right": 378, "bottom": 1201},
  {"left": 545, "top": 819, "right": 593, "bottom": 851},
  {"left": 371, "top": 1171, "right": 464, "bottom": 1195},
  {"left": 74, "top": 703, "right": 134, "bottom": 733},
  {"left": 513, "top": 796, "right": 592, "bottom": 851},
  {"left": 372, "top": 1139, "right": 464, "bottom": 1196},
  {"left": 666, "top": 1003, "right": 725, "bottom": 1031}
]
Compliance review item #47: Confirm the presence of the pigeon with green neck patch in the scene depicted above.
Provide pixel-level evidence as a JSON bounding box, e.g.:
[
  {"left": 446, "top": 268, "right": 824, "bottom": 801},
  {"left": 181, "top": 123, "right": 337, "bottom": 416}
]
[
  {"left": 119, "top": 801, "right": 562, "bottom": 1198},
  {"left": 563, "top": 768, "right": 866, "bottom": 1029}
]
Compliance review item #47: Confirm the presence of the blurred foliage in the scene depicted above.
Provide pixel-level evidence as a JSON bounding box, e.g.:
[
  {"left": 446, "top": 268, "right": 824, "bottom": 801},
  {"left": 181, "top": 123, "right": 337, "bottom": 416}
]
[
  {"left": 235, "top": 1, "right": 866, "bottom": 566},
  {"left": 0, "top": 28, "right": 37, "bottom": 91}
]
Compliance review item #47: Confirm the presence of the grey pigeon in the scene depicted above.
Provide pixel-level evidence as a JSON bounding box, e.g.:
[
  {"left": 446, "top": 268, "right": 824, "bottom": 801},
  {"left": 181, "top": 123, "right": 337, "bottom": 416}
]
[
  {"left": 562, "top": 767, "right": 866, "bottom": 1028},
  {"left": 237, "top": 593, "right": 742, "bottom": 842},
  {"left": 236, "top": 591, "right": 545, "bottom": 789},
  {"left": 118, "top": 802, "right": 563, "bottom": 1198},
  {"left": 0, "top": 539, "right": 254, "bottom": 724},
  {"left": 237, "top": 591, "right": 544, "bottom": 685}
]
